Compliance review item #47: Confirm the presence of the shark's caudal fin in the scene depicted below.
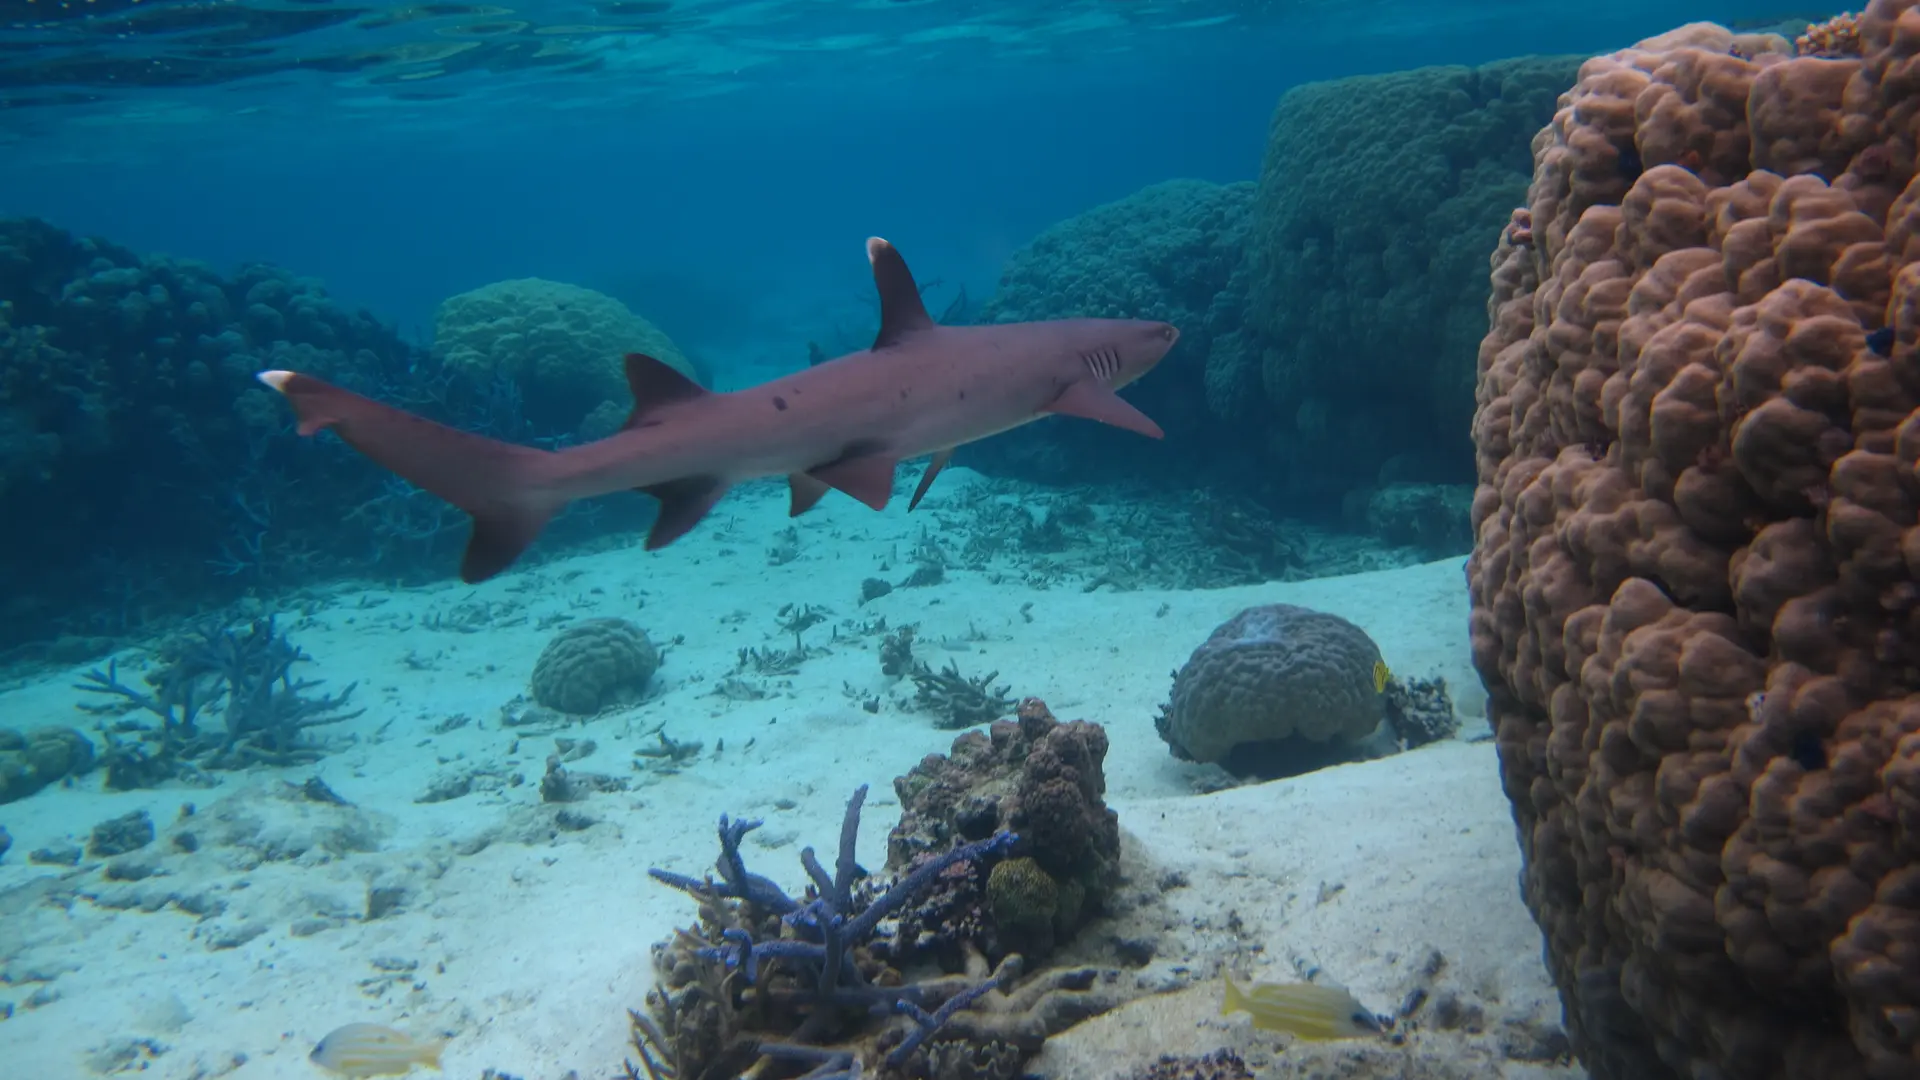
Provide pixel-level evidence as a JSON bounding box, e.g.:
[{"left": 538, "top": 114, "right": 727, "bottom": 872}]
[
  {"left": 257, "top": 370, "right": 563, "bottom": 583},
  {"left": 867, "top": 237, "right": 935, "bottom": 349}
]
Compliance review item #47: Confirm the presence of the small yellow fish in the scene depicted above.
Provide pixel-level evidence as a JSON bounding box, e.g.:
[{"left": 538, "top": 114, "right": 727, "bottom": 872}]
[
  {"left": 1221, "top": 975, "right": 1384, "bottom": 1040},
  {"left": 310, "top": 1023, "right": 446, "bottom": 1077},
  {"left": 1372, "top": 659, "right": 1391, "bottom": 694}
]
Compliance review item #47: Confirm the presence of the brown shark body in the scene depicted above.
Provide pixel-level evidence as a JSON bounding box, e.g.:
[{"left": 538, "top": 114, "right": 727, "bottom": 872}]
[{"left": 259, "top": 238, "right": 1179, "bottom": 582}]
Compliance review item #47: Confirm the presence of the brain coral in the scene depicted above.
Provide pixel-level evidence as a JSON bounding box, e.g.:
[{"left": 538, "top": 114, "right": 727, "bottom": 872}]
[
  {"left": 1240, "top": 54, "right": 1583, "bottom": 505},
  {"left": 1470, "top": 9, "right": 1920, "bottom": 1078},
  {"left": 530, "top": 618, "right": 660, "bottom": 715},
  {"left": 1155, "top": 604, "right": 1384, "bottom": 770},
  {"left": 433, "top": 278, "right": 695, "bottom": 433}
]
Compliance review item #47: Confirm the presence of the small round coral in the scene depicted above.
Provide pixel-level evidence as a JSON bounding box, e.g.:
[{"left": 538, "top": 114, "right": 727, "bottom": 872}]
[
  {"left": 0, "top": 726, "right": 95, "bottom": 804},
  {"left": 986, "top": 856, "right": 1059, "bottom": 934},
  {"left": 530, "top": 618, "right": 660, "bottom": 715},
  {"left": 1156, "top": 604, "right": 1385, "bottom": 768}
]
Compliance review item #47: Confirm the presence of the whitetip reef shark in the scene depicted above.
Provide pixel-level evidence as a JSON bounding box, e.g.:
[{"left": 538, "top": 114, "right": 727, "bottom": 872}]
[{"left": 258, "top": 237, "right": 1179, "bottom": 582}]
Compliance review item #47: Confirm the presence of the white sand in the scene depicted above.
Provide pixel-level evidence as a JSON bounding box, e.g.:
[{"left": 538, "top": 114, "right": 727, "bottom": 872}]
[{"left": 0, "top": 468, "right": 1573, "bottom": 1079}]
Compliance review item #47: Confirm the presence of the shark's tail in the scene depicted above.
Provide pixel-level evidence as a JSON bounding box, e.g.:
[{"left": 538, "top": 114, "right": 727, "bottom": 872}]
[{"left": 258, "top": 370, "right": 564, "bottom": 583}]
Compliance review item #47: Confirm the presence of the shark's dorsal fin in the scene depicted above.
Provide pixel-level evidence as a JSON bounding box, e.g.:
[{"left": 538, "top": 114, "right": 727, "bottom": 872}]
[
  {"left": 867, "top": 237, "right": 934, "bottom": 349},
  {"left": 623, "top": 353, "right": 708, "bottom": 429}
]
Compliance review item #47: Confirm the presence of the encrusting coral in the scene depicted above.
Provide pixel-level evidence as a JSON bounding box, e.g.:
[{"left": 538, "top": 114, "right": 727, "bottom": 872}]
[
  {"left": 630, "top": 775, "right": 1128, "bottom": 1080},
  {"left": 1470, "top": 7, "right": 1920, "bottom": 1078}
]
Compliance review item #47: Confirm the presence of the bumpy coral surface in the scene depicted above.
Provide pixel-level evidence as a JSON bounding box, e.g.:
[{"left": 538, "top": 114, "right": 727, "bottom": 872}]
[
  {"left": 1155, "top": 604, "right": 1384, "bottom": 768},
  {"left": 1470, "top": 9, "right": 1920, "bottom": 1078},
  {"left": 1239, "top": 55, "right": 1582, "bottom": 505},
  {"left": 530, "top": 617, "right": 660, "bottom": 715},
  {"left": 889, "top": 698, "right": 1120, "bottom": 965},
  {"left": 433, "top": 278, "right": 693, "bottom": 432}
]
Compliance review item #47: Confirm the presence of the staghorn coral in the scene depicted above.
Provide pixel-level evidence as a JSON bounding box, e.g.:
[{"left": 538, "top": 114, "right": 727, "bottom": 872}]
[
  {"left": 1470, "top": 9, "right": 1920, "bottom": 1079},
  {"left": 909, "top": 660, "right": 1014, "bottom": 730},
  {"left": 1155, "top": 604, "right": 1387, "bottom": 777},
  {"left": 530, "top": 617, "right": 660, "bottom": 715}
]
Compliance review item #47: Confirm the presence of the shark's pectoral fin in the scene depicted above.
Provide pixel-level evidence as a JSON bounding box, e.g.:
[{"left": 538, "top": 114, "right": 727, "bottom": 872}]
[
  {"left": 788, "top": 473, "right": 832, "bottom": 516},
  {"left": 1044, "top": 380, "right": 1165, "bottom": 439},
  {"left": 638, "top": 475, "right": 731, "bottom": 549},
  {"left": 908, "top": 449, "right": 954, "bottom": 511},
  {"left": 808, "top": 443, "right": 899, "bottom": 511},
  {"left": 867, "top": 238, "right": 936, "bottom": 349},
  {"left": 622, "top": 353, "right": 709, "bottom": 428}
]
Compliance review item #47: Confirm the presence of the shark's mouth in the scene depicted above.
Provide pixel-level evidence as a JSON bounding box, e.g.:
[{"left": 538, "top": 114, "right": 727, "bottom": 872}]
[{"left": 1081, "top": 346, "right": 1121, "bottom": 384}]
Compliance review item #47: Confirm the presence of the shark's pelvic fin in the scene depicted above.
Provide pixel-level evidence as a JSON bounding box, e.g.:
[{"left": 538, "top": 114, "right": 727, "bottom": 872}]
[
  {"left": 788, "top": 473, "right": 832, "bottom": 516},
  {"left": 622, "top": 353, "right": 708, "bottom": 428},
  {"left": 1044, "top": 380, "right": 1166, "bottom": 439},
  {"left": 808, "top": 440, "right": 899, "bottom": 510},
  {"left": 256, "top": 370, "right": 561, "bottom": 584},
  {"left": 866, "top": 237, "right": 935, "bottom": 349},
  {"left": 908, "top": 448, "right": 954, "bottom": 511},
  {"left": 639, "top": 475, "right": 730, "bottom": 549}
]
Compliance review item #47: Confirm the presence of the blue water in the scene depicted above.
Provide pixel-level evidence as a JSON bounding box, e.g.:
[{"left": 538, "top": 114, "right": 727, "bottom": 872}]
[{"left": 2, "top": 0, "right": 1795, "bottom": 355}]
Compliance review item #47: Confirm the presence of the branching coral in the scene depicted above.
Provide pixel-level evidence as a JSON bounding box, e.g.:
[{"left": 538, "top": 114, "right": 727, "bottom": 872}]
[
  {"left": 75, "top": 616, "right": 359, "bottom": 787},
  {"left": 632, "top": 784, "right": 1127, "bottom": 1080},
  {"left": 909, "top": 660, "right": 1013, "bottom": 730}
]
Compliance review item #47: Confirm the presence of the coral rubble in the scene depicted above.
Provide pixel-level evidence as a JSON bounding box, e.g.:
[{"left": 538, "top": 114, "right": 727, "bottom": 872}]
[{"left": 1471, "top": 9, "right": 1920, "bottom": 1078}]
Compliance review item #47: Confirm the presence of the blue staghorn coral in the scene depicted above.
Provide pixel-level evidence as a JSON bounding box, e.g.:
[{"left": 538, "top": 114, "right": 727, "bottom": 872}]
[{"left": 631, "top": 785, "right": 1022, "bottom": 1079}]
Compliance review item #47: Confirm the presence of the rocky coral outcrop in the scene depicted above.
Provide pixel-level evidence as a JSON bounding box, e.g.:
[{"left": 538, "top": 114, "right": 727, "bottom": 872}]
[
  {"left": 433, "top": 277, "right": 694, "bottom": 432},
  {"left": 1470, "top": 9, "right": 1920, "bottom": 1078}
]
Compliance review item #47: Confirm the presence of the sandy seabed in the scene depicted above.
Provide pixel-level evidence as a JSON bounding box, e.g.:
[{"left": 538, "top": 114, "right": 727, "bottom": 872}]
[{"left": 0, "top": 468, "right": 1577, "bottom": 1080}]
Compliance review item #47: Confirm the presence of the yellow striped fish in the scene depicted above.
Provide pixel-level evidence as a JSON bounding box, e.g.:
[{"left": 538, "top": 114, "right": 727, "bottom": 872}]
[
  {"left": 309, "top": 1023, "right": 447, "bottom": 1077},
  {"left": 1221, "top": 975, "right": 1384, "bottom": 1040},
  {"left": 1372, "top": 659, "right": 1391, "bottom": 694}
]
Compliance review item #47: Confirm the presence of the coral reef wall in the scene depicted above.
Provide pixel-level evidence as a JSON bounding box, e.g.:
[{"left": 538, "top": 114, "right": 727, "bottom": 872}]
[
  {"left": 968, "top": 59, "right": 1577, "bottom": 532},
  {"left": 1470, "top": 10, "right": 1920, "bottom": 1080},
  {"left": 1236, "top": 54, "right": 1582, "bottom": 504},
  {"left": 0, "top": 218, "right": 647, "bottom": 653}
]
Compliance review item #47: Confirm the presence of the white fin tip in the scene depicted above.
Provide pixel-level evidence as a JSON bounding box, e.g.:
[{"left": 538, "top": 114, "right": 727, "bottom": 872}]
[{"left": 257, "top": 370, "right": 294, "bottom": 392}]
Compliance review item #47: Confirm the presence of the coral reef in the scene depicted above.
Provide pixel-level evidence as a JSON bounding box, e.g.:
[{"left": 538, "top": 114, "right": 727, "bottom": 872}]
[
  {"left": 1795, "top": 12, "right": 1864, "bottom": 57},
  {"left": 631, "top": 782, "right": 1128, "bottom": 1080},
  {"left": 1469, "top": 10, "right": 1920, "bottom": 1078},
  {"left": 887, "top": 698, "right": 1120, "bottom": 966},
  {"left": 0, "top": 218, "right": 666, "bottom": 653},
  {"left": 1155, "top": 604, "right": 1388, "bottom": 777},
  {"left": 0, "top": 725, "right": 94, "bottom": 803},
  {"left": 1236, "top": 55, "right": 1583, "bottom": 508},
  {"left": 76, "top": 616, "right": 360, "bottom": 787},
  {"left": 967, "top": 180, "right": 1254, "bottom": 488},
  {"left": 1354, "top": 482, "right": 1476, "bottom": 555},
  {"left": 432, "top": 277, "right": 696, "bottom": 432},
  {"left": 529, "top": 617, "right": 661, "bottom": 715},
  {"left": 909, "top": 659, "right": 1014, "bottom": 729}
]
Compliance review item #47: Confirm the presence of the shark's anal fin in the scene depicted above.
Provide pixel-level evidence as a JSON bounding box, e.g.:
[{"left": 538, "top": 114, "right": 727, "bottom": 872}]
[
  {"left": 788, "top": 473, "right": 832, "bottom": 516},
  {"left": 908, "top": 449, "right": 954, "bottom": 511},
  {"left": 623, "top": 353, "right": 708, "bottom": 429},
  {"left": 639, "top": 475, "right": 730, "bottom": 549},
  {"left": 808, "top": 441, "right": 898, "bottom": 511},
  {"left": 866, "top": 237, "right": 935, "bottom": 349},
  {"left": 1044, "top": 380, "right": 1165, "bottom": 439}
]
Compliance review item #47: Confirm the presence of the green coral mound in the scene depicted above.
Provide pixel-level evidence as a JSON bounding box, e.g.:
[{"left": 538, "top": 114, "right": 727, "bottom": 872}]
[
  {"left": 987, "top": 856, "right": 1059, "bottom": 933},
  {"left": 0, "top": 725, "right": 94, "bottom": 803},
  {"left": 433, "top": 278, "right": 696, "bottom": 432},
  {"left": 1235, "top": 54, "right": 1582, "bottom": 502},
  {"left": 530, "top": 617, "right": 661, "bottom": 715}
]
